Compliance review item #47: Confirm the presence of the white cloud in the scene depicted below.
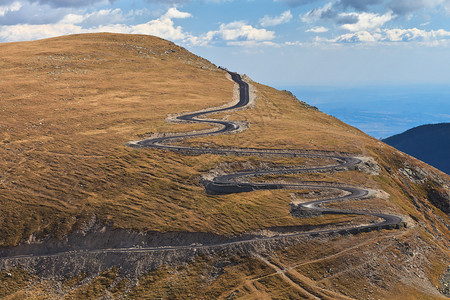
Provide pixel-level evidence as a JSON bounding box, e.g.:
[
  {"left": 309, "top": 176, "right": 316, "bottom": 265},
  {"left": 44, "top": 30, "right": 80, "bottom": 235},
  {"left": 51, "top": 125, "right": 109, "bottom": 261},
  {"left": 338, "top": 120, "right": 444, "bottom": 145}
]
[
  {"left": 300, "top": 2, "right": 396, "bottom": 34},
  {"left": 321, "top": 27, "right": 450, "bottom": 45},
  {"left": 340, "top": 11, "right": 395, "bottom": 32},
  {"left": 217, "top": 21, "right": 276, "bottom": 41},
  {"left": 387, "top": 0, "right": 447, "bottom": 15},
  {"left": 384, "top": 28, "right": 450, "bottom": 42},
  {"left": 162, "top": 7, "right": 192, "bottom": 20},
  {"left": 0, "top": 23, "right": 83, "bottom": 42},
  {"left": 27, "top": 0, "right": 110, "bottom": 8},
  {"left": 0, "top": 1, "right": 21, "bottom": 16},
  {"left": 334, "top": 31, "right": 378, "bottom": 43},
  {"left": 227, "top": 40, "right": 279, "bottom": 47},
  {"left": 299, "top": 0, "right": 449, "bottom": 17},
  {"left": 301, "top": 2, "right": 334, "bottom": 23},
  {"left": 81, "top": 8, "right": 127, "bottom": 26},
  {"left": 0, "top": 7, "right": 275, "bottom": 48},
  {"left": 188, "top": 21, "right": 276, "bottom": 47},
  {"left": 285, "top": 41, "right": 304, "bottom": 46},
  {"left": 59, "top": 13, "right": 85, "bottom": 24},
  {"left": 306, "top": 26, "right": 329, "bottom": 33},
  {"left": 0, "top": 2, "right": 73, "bottom": 26},
  {"left": 259, "top": 10, "right": 292, "bottom": 27},
  {"left": 0, "top": 7, "right": 192, "bottom": 42},
  {"left": 186, "top": 31, "right": 216, "bottom": 46},
  {"left": 130, "top": 17, "right": 187, "bottom": 40},
  {"left": 57, "top": 8, "right": 153, "bottom": 27}
]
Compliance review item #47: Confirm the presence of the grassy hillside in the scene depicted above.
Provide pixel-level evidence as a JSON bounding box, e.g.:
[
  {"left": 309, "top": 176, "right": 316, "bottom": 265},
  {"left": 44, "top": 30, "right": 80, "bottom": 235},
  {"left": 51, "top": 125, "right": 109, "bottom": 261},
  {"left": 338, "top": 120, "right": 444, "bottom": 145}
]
[{"left": 0, "top": 33, "right": 448, "bottom": 299}]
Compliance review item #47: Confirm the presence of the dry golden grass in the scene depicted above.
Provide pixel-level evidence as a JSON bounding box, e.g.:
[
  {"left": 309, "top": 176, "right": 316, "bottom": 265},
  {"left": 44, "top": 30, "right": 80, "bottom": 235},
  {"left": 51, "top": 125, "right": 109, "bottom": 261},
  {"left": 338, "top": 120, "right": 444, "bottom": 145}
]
[
  {"left": 0, "top": 33, "right": 235, "bottom": 245},
  {"left": 0, "top": 33, "right": 449, "bottom": 299},
  {"left": 0, "top": 32, "right": 414, "bottom": 245},
  {"left": 189, "top": 82, "right": 375, "bottom": 153}
]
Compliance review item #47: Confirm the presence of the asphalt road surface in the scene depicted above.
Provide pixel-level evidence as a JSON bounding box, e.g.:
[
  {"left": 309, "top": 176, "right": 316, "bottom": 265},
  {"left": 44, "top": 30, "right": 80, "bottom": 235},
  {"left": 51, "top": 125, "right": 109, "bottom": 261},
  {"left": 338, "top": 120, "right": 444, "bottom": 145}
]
[
  {"left": 132, "top": 71, "right": 404, "bottom": 235},
  {"left": 1, "top": 71, "right": 404, "bottom": 261}
]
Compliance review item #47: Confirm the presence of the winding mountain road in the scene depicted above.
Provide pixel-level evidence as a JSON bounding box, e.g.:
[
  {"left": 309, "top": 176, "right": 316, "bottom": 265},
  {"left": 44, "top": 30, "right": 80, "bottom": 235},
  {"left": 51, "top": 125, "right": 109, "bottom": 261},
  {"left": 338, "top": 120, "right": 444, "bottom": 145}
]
[
  {"left": 130, "top": 71, "right": 404, "bottom": 236},
  {"left": 0, "top": 72, "right": 404, "bottom": 264}
]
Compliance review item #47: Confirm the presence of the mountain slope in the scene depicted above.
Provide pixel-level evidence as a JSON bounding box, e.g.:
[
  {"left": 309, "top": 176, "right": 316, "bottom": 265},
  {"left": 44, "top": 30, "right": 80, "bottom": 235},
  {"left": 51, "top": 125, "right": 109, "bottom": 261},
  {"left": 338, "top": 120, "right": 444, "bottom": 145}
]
[
  {"left": 0, "top": 33, "right": 449, "bottom": 299},
  {"left": 383, "top": 123, "right": 450, "bottom": 175}
]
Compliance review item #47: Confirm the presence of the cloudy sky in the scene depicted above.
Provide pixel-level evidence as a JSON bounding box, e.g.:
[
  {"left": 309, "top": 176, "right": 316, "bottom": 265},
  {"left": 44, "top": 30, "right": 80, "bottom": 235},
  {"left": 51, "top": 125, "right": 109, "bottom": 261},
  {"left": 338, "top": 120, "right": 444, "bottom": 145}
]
[{"left": 1, "top": 0, "right": 450, "bottom": 86}]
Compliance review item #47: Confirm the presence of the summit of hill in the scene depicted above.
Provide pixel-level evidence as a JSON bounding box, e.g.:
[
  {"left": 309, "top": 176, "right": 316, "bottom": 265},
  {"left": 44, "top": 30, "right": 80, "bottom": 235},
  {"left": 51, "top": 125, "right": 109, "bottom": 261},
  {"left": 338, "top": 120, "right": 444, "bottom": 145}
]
[{"left": 0, "top": 33, "right": 448, "bottom": 299}]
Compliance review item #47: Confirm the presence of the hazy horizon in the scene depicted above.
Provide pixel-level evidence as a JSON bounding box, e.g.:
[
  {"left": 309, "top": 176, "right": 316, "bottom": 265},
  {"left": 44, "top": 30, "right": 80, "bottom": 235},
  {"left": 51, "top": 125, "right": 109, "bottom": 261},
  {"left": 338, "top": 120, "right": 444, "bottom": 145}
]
[{"left": 277, "top": 84, "right": 450, "bottom": 139}]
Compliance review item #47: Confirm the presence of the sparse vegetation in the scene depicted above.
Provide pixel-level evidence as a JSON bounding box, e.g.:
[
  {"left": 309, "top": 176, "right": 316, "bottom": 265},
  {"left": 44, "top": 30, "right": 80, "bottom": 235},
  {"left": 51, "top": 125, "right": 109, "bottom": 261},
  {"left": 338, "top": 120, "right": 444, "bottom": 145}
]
[{"left": 0, "top": 33, "right": 448, "bottom": 298}]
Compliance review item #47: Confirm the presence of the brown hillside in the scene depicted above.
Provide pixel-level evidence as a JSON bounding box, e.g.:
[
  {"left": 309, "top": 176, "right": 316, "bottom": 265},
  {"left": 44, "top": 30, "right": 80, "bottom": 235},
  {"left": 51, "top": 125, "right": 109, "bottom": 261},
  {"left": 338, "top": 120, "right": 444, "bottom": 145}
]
[{"left": 0, "top": 33, "right": 448, "bottom": 299}]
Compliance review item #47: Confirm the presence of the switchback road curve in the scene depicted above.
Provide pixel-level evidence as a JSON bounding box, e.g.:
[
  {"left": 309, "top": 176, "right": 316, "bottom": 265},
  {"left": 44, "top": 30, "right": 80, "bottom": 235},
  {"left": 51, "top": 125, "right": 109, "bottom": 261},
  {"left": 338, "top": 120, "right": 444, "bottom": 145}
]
[
  {"left": 0, "top": 72, "right": 405, "bottom": 265},
  {"left": 129, "top": 71, "right": 404, "bottom": 236}
]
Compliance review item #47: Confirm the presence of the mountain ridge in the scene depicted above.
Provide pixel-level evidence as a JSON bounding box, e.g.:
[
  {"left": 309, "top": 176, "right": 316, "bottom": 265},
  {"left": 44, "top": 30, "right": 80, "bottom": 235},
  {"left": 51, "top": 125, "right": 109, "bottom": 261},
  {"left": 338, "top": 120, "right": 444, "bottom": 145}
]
[
  {"left": 0, "top": 33, "right": 448, "bottom": 299},
  {"left": 383, "top": 123, "right": 450, "bottom": 175}
]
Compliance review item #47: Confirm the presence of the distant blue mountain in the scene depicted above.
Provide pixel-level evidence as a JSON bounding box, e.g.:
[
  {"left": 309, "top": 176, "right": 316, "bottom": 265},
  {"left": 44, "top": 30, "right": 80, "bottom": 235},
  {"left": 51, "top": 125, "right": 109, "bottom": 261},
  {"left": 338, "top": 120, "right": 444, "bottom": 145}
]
[{"left": 382, "top": 123, "right": 450, "bottom": 175}]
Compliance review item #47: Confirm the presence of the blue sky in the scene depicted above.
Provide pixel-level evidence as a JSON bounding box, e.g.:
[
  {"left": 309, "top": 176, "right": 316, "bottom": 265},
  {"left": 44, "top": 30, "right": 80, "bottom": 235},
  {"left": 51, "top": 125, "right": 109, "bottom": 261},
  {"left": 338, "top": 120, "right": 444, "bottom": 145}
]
[{"left": 1, "top": 0, "right": 450, "bottom": 86}]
